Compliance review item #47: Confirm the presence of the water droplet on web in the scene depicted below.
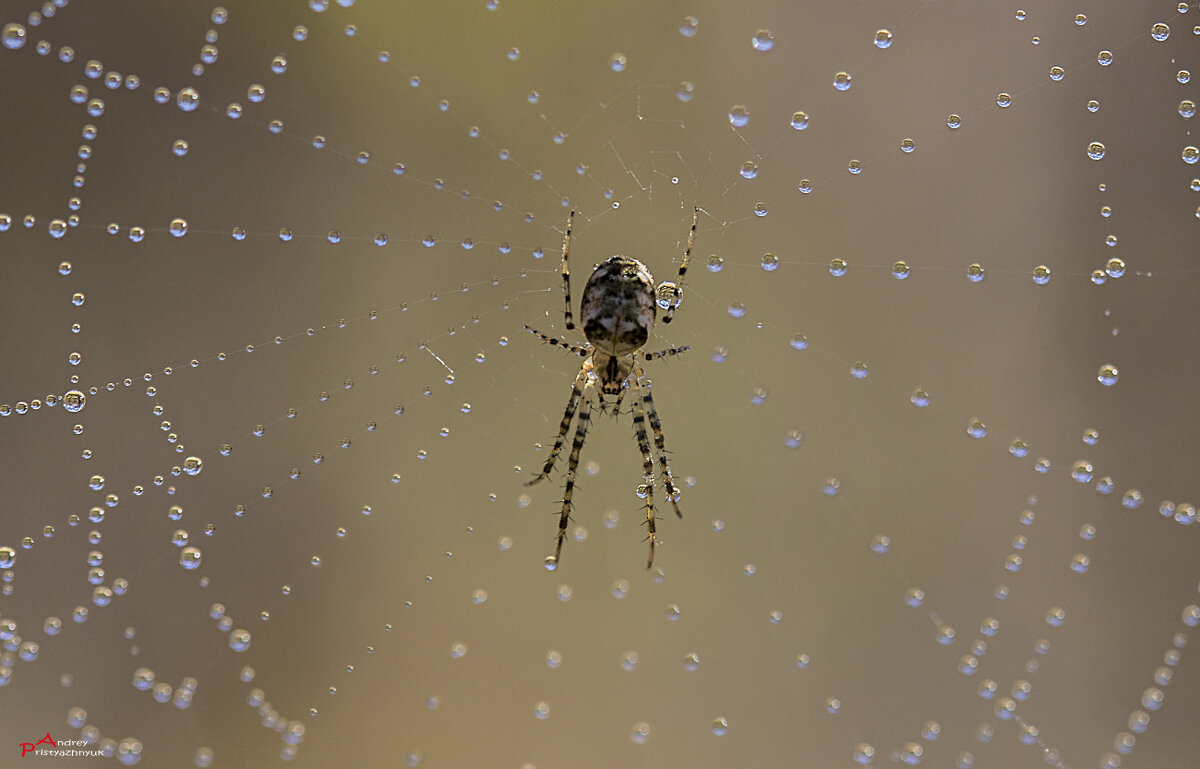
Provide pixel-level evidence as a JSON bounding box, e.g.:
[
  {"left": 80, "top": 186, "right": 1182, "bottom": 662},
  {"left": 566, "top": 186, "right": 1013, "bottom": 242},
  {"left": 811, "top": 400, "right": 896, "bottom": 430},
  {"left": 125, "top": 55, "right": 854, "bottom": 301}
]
[
  {"left": 947, "top": 114, "right": 962, "bottom": 129},
  {"left": 678, "top": 16, "right": 699, "bottom": 37},
  {"left": 2, "top": 23, "right": 27, "bottom": 50},
  {"left": 751, "top": 29, "right": 774, "bottom": 51},
  {"left": 874, "top": 29, "right": 893, "bottom": 48},
  {"left": 609, "top": 52, "right": 626, "bottom": 72},
  {"left": 833, "top": 71, "right": 852, "bottom": 91},
  {"left": 740, "top": 160, "right": 758, "bottom": 179},
  {"left": 1088, "top": 142, "right": 1106, "bottom": 160},
  {"left": 1049, "top": 66, "right": 1065, "bottom": 81},
  {"left": 1097, "top": 364, "right": 1119, "bottom": 386},
  {"left": 728, "top": 105, "right": 750, "bottom": 127},
  {"left": 180, "top": 547, "right": 202, "bottom": 570},
  {"left": 1032, "top": 265, "right": 1052, "bottom": 284},
  {"left": 1151, "top": 22, "right": 1171, "bottom": 41},
  {"left": 655, "top": 282, "right": 679, "bottom": 309},
  {"left": 176, "top": 86, "right": 199, "bottom": 111}
]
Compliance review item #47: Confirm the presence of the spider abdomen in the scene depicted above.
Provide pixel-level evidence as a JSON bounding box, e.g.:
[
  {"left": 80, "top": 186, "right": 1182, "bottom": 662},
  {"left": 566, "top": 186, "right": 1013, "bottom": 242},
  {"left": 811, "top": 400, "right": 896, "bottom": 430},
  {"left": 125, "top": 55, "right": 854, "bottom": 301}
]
[{"left": 580, "top": 255, "right": 656, "bottom": 355}]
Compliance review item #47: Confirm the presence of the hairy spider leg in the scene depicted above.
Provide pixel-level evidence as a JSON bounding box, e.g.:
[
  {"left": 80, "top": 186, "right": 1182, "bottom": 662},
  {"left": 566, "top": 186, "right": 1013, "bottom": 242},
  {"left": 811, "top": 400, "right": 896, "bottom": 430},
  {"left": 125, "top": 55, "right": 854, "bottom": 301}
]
[
  {"left": 523, "top": 324, "right": 589, "bottom": 357},
  {"left": 644, "top": 345, "right": 692, "bottom": 361},
  {"left": 560, "top": 210, "right": 576, "bottom": 331},
  {"left": 636, "top": 364, "right": 683, "bottom": 519},
  {"left": 554, "top": 393, "right": 593, "bottom": 564},
  {"left": 630, "top": 374, "right": 661, "bottom": 568},
  {"left": 526, "top": 363, "right": 590, "bottom": 486},
  {"left": 660, "top": 206, "right": 698, "bottom": 325}
]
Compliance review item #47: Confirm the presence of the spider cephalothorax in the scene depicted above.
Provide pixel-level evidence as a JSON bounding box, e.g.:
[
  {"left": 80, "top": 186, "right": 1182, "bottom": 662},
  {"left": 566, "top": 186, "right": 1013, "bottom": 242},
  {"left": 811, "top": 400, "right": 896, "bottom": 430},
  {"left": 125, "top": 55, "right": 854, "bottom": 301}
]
[{"left": 524, "top": 207, "right": 698, "bottom": 569}]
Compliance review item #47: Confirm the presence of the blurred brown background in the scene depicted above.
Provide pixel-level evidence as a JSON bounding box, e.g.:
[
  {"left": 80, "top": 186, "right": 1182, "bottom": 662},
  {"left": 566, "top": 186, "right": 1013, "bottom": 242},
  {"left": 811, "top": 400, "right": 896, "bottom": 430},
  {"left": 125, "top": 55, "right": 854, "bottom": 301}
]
[{"left": 1, "top": 0, "right": 1198, "bottom": 767}]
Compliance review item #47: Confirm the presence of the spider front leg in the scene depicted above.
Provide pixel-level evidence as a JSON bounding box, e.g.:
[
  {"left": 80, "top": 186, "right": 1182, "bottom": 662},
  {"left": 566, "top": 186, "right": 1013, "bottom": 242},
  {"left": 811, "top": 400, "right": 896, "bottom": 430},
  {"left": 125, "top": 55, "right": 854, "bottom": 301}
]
[
  {"left": 526, "top": 363, "right": 590, "bottom": 486},
  {"left": 630, "top": 375, "right": 661, "bottom": 569},
  {"left": 560, "top": 210, "right": 577, "bottom": 331},
  {"left": 660, "top": 206, "right": 698, "bottom": 325}
]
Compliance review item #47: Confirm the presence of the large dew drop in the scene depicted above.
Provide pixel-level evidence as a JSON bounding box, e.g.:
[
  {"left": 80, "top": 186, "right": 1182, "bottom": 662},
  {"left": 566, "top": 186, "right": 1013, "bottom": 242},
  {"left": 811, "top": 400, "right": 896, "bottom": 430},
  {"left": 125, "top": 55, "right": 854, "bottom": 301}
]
[{"left": 2, "top": 23, "right": 27, "bottom": 50}]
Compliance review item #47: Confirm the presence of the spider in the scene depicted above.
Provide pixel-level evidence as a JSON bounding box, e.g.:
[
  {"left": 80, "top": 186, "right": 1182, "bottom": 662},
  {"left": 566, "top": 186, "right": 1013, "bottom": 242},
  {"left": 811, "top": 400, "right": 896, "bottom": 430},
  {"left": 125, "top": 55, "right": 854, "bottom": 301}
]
[{"left": 525, "top": 207, "right": 698, "bottom": 570}]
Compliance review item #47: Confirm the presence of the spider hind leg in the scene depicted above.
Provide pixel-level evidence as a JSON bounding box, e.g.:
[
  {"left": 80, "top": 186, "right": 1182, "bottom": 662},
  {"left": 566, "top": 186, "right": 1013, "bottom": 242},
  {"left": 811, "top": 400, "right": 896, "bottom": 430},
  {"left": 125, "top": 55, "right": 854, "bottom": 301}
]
[
  {"left": 526, "top": 364, "right": 589, "bottom": 487},
  {"left": 630, "top": 372, "right": 661, "bottom": 569},
  {"left": 552, "top": 394, "right": 593, "bottom": 566},
  {"left": 639, "top": 372, "right": 683, "bottom": 519}
]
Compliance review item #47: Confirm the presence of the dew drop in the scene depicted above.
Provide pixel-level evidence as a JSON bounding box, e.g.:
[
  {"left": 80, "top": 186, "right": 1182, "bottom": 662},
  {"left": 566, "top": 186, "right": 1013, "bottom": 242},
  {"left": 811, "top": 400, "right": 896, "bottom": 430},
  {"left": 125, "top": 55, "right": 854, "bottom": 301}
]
[
  {"left": 2, "top": 23, "right": 27, "bottom": 50},
  {"left": 176, "top": 86, "right": 199, "bottom": 111},
  {"left": 751, "top": 29, "right": 774, "bottom": 51},
  {"left": 179, "top": 547, "right": 202, "bottom": 570}
]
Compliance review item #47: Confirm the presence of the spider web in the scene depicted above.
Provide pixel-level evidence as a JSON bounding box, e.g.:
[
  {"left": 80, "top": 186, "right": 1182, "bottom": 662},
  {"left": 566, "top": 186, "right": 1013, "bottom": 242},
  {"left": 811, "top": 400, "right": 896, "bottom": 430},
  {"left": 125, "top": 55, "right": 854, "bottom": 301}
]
[{"left": 1, "top": 0, "right": 1198, "bottom": 767}]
